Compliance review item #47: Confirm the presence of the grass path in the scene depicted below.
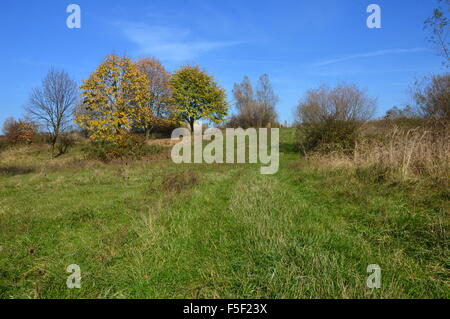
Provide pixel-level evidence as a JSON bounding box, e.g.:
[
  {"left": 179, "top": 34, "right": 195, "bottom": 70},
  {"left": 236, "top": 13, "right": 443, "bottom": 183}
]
[{"left": 0, "top": 129, "right": 448, "bottom": 298}]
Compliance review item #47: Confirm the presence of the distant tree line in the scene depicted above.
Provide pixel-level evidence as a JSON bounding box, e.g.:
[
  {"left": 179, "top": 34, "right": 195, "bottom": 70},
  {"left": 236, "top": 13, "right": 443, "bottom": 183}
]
[
  {"left": 2, "top": 55, "right": 234, "bottom": 156},
  {"left": 1, "top": 0, "right": 447, "bottom": 158}
]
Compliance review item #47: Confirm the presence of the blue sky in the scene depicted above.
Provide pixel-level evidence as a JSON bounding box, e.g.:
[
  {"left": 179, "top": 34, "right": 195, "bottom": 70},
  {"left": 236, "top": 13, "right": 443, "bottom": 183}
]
[{"left": 0, "top": 0, "right": 444, "bottom": 126}]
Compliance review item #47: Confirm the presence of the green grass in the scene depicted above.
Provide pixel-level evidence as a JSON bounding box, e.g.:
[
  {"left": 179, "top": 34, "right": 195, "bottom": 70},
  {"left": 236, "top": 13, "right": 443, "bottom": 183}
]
[{"left": 0, "top": 129, "right": 448, "bottom": 298}]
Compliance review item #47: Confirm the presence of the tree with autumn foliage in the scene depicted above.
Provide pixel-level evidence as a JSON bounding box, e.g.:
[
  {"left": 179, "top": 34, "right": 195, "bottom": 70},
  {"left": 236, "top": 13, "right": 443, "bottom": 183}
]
[
  {"left": 170, "top": 65, "right": 228, "bottom": 132},
  {"left": 75, "top": 55, "right": 150, "bottom": 144},
  {"left": 136, "top": 57, "right": 175, "bottom": 139},
  {"left": 3, "top": 117, "right": 37, "bottom": 145}
]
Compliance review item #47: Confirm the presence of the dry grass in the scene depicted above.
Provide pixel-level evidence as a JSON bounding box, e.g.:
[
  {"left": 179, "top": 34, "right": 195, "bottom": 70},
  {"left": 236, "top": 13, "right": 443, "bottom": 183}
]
[
  {"left": 355, "top": 124, "right": 449, "bottom": 182},
  {"left": 302, "top": 123, "right": 449, "bottom": 185},
  {"left": 160, "top": 171, "right": 200, "bottom": 193},
  {"left": 145, "top": 169, "right": 201, "bottom": 195},
  {"left": 0, "top": 144, "right": 86, "bottom": 174},
  {"left": 0, "top": 142, "right": 170, "bottom": 177},
  {"left": 148, "top": 138, "right": 182, "bottom": 147}
]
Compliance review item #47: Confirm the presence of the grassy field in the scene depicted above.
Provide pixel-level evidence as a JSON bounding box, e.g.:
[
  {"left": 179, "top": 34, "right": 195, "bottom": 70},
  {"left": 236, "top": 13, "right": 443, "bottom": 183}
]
[{"left": 0, "top": 129, "right": 448, "bottom": 298}]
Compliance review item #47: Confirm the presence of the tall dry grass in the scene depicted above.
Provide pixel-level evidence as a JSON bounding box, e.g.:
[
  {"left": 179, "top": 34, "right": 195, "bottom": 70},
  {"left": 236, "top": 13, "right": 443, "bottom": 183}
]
[
  {"left": 355, "top": 123, "right": 449, "bottom": 182},
  {"left": 302, "top": 121, "right": 449, "bottom": 185}
]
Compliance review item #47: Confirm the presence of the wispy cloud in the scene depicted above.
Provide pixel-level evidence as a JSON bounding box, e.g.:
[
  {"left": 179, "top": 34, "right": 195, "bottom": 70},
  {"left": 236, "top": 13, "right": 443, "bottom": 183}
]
[
  {"left": 116, "top": 22, "right": 241, "bottom": 61},
  {"left": 312, "top": 48, "right": 431, "bottom": 67}
]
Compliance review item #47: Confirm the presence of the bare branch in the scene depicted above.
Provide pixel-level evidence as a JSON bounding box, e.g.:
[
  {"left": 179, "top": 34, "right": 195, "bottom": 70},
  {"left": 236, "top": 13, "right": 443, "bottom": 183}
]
[{"left": 25, "top": 68, "right": 78, "bottom": 151}]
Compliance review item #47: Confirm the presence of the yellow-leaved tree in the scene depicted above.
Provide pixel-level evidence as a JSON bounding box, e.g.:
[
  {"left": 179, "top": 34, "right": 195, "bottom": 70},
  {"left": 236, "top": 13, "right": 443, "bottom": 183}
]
[
  {"left": 171, "top": 65, "right": 228, "bottom": 132},
  {"left": 75, "top": 55, "right": 151, "bottom": 144}
]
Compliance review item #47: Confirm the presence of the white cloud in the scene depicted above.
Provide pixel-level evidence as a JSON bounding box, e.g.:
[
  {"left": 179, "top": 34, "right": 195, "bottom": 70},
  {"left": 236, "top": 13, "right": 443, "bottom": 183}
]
[
  {"left": 116, "top": 22, "right": 241, "bottom": 61},
  {"left": 313, "top": 48, "right": 431, "bottom": 67}
]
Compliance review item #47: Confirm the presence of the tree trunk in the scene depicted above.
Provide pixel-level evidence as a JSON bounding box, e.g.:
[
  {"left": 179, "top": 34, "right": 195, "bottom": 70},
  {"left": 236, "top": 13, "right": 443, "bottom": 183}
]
[
  {"left": 51, "top": 134, "right": 58, "bottom": 157},
  {"left": 145, "top": 125, "right": 154, "bottom": 140}
]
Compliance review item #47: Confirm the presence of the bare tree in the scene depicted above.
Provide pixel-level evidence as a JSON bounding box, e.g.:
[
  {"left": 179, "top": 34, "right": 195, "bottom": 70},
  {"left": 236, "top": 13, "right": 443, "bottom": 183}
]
[
  {"left": 295, "top": 84, "right": 376, "bottom": 124},
  {"left": 136, "top": 57, "right": 173, "bottom": 139},
  {"left": 232, "top": 76, "right": 257, "bottom": 128},
  {"left": 412, "top": 73, "right": 450, "bottom": 121},
  {"left": 231, "top": 74, "right": 278, "bottom": 128},
  {"left": 25, "top": 68, "right": 78, "bottom": 154},
  {"left": 256, "top": 74, "right": 279, "bottom": 127},
  {"left": 425, "top": 0, "right": 450, "bottom": 67}
]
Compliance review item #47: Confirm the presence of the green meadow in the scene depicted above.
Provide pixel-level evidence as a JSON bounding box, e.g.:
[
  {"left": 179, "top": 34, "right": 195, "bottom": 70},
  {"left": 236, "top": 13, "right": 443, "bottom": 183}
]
[{"left": 0, "top": 129, "right": 448, "bottom": 298}]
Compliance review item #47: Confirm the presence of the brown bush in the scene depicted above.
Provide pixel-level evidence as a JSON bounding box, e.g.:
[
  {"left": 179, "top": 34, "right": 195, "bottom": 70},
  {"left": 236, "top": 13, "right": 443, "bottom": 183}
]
[
  {"left": 4, "top": 120, "right": 36, "bottom": 145},
  {"left": 295, "top": 84, "right": 376, "bottom": 154}
]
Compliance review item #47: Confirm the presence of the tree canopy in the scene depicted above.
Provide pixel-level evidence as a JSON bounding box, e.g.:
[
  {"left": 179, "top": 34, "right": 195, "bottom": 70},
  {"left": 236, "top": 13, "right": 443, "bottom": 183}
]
[
  {"left": 75, "top": 55, "right": 150, "bottom": 143},
  {"left": 136, "top": 57, "right": 175, "bottom": 138},
  {"left": 171, "top": 65, "right": 228, "bottom": 131}
]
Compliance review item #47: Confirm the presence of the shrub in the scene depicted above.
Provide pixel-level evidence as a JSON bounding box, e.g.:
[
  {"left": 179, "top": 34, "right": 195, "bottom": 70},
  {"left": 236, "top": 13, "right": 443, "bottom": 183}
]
[
  {"left": 31, "top": 132, "right": 53, "bottom": 145},
  {"left": 297, "top": 120, "right": 360, "bottom": 154},
  {"left": 131, "top": 122, "right": 180, "bottom": 139},
  {"left": 83, "top": 134, "right": 164, "bottom": 162},
  {"left": 295, "top": 84, "right": 376, "bottom": 154},
  {"left": 4, "top": 119, "right": 36, "bottom": 145},
  {"left": 55, "top": 134, "right": 76, "bottom": 156},
  {"left": 0, "top": 136, "right": 7, "bottom": 151}
]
